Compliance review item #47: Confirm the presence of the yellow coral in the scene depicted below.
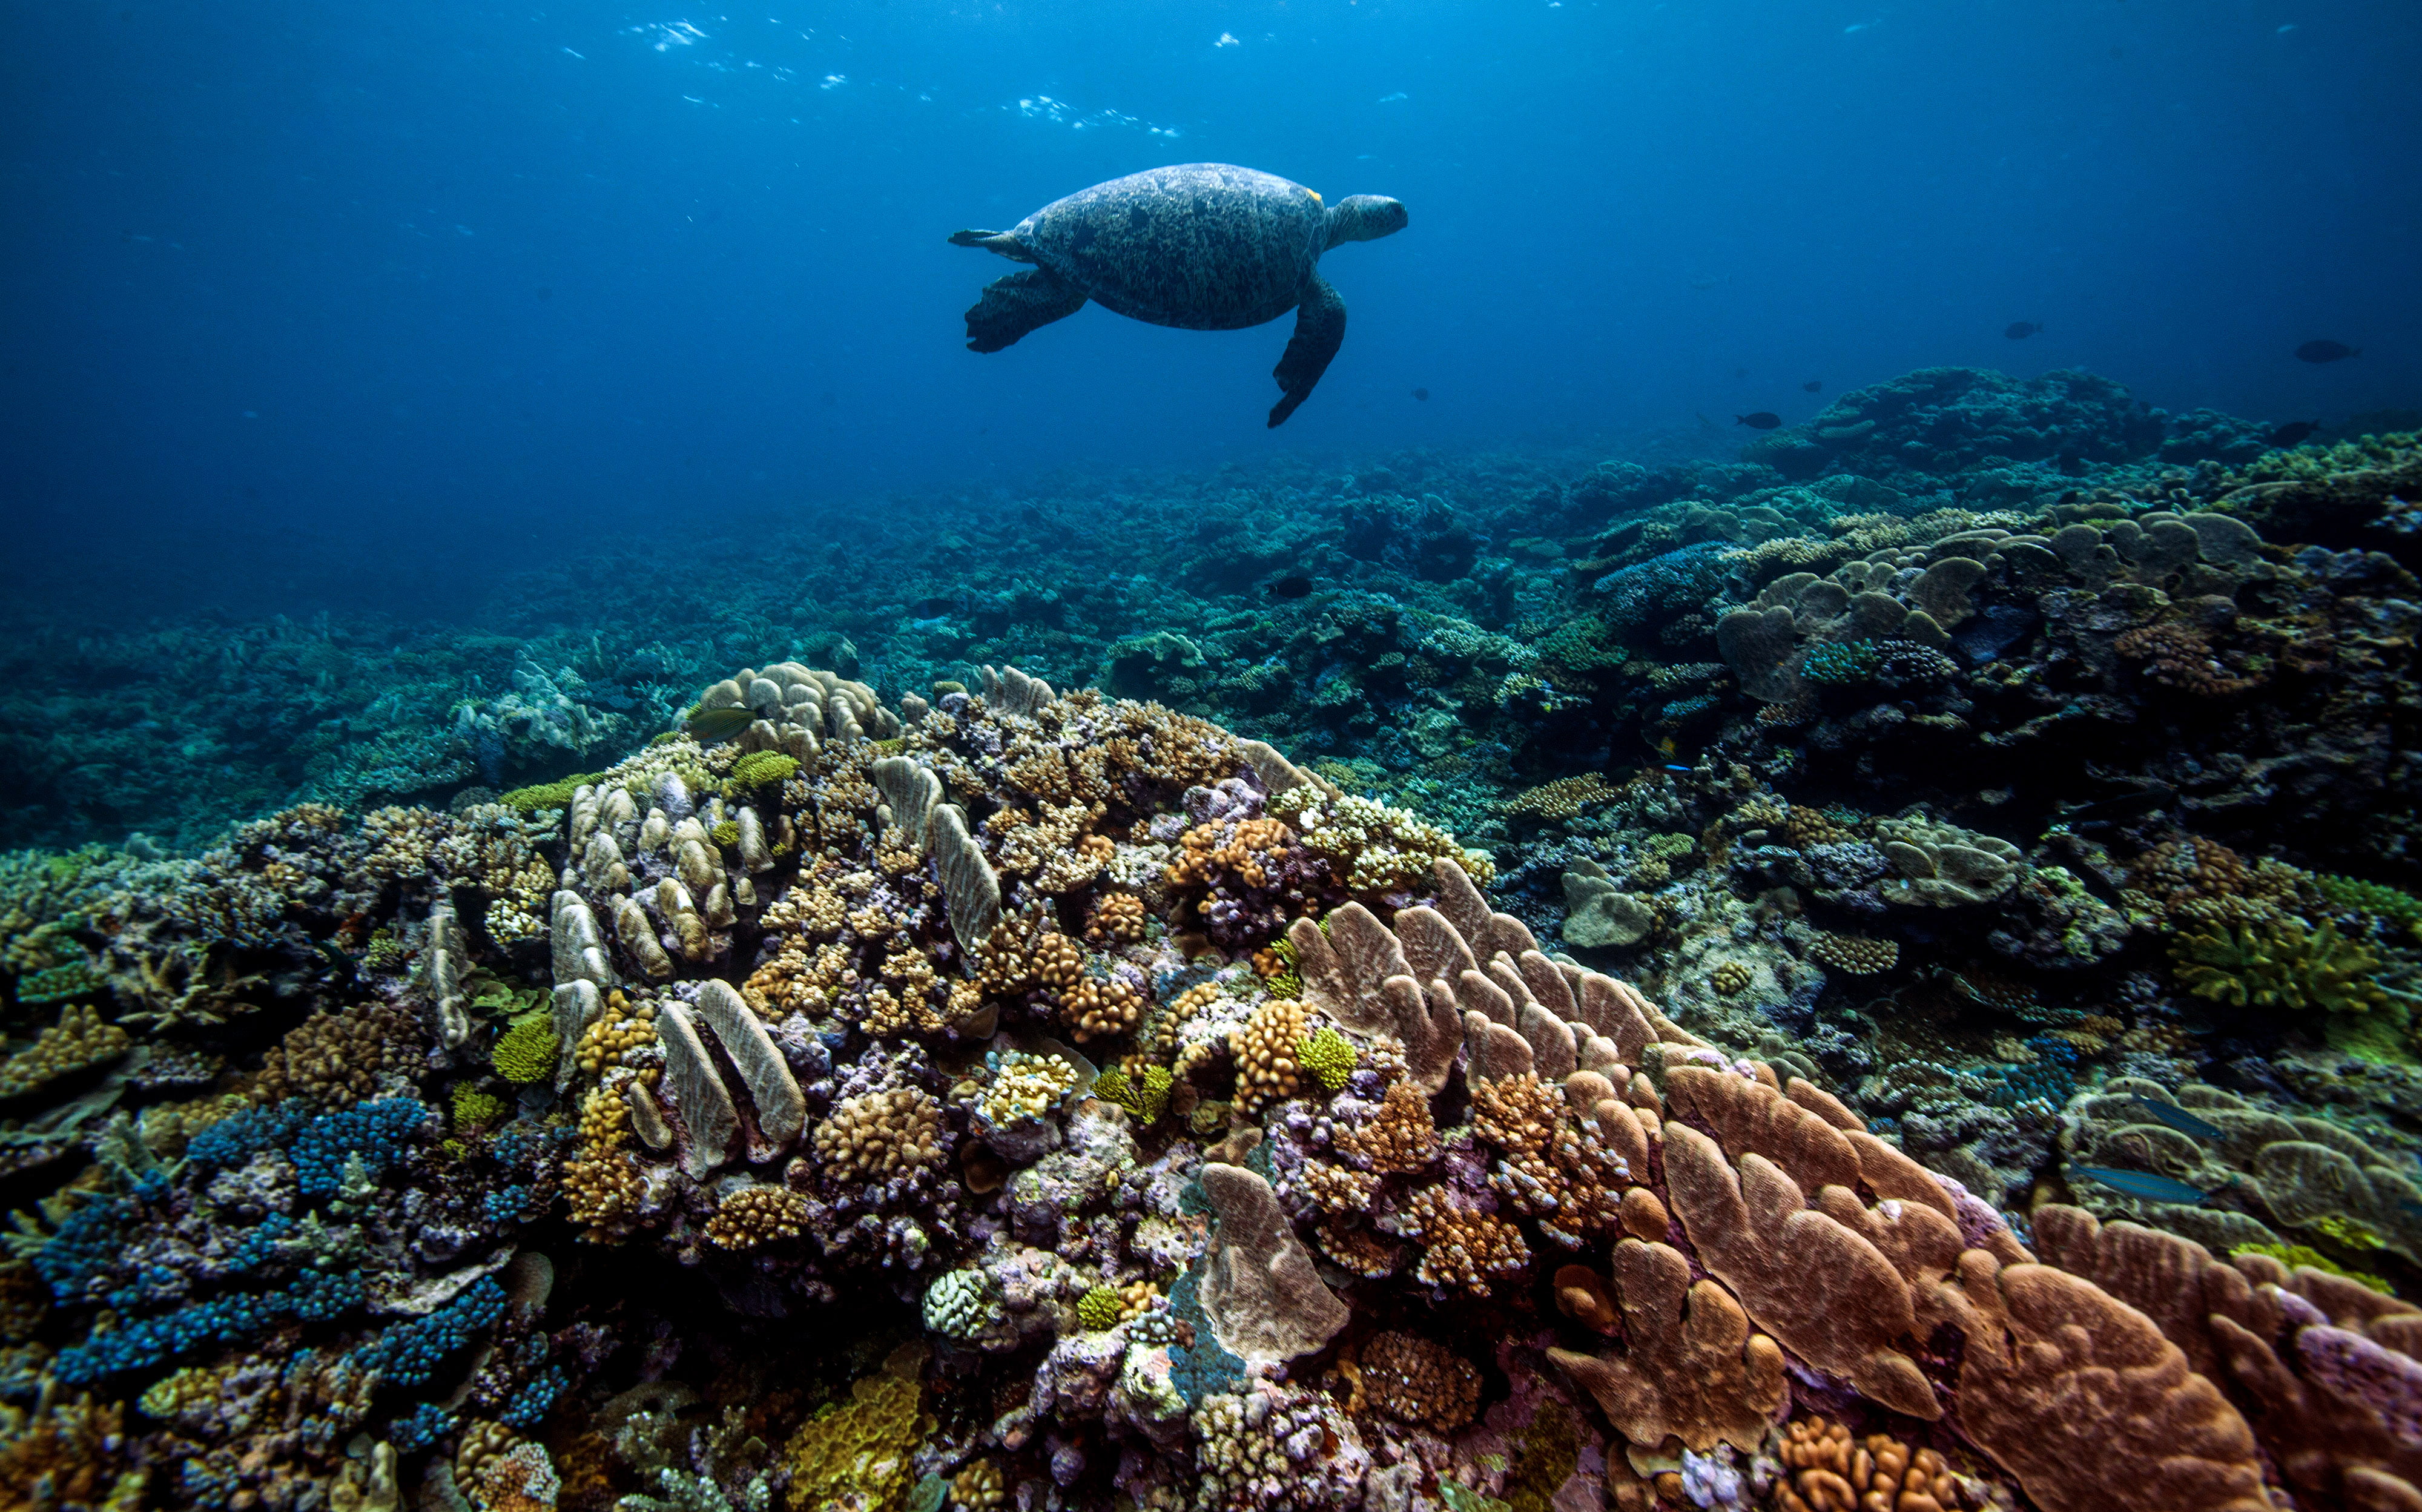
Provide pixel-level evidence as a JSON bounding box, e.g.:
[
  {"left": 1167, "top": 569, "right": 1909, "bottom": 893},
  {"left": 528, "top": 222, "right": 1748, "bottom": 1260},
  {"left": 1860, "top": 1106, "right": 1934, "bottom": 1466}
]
[{"left": 782, "top": 1347, "right": 929, "bottom": 1512}]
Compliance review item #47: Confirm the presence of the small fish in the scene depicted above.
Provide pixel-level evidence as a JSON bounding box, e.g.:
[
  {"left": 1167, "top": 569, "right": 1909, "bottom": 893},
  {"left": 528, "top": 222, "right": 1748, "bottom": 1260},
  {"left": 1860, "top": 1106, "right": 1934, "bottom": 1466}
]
[
  {"left": 2004, "top": 320, "right": 2044, "bottom": 340},
  {"left": 1802, "top": 379, "right": 1822, "bottom": 393},
  {"left": 1735, "top": 412, "right": 1783, "bottom": 430},
  {"left": 684, "top": 705, "right": 760, "bottom": 742},
  {"left": 1663, "top": 764, "right": 1692, "bottom": 773},
  {"left": 2266, "top": 420, "right": 2321, "bottom": 447},
  {"left": 1411, "top": 387, "right": 1430, "bottom": 401},
  {"left": 1267, "top": 575, "right": 1314, "bottom": 599},
  {"left": 315, "top": 940, "right": 356, "bottom": 979},
  {"left": 2129, "top": 1095, "right": 2225, "bottom": 1140},
  {"left": 2296, "top": 339, "right": 2360, "bottom": 363},
  {"left": 2073, "top": 1167, "right": 2208, "bottom": 1204}
]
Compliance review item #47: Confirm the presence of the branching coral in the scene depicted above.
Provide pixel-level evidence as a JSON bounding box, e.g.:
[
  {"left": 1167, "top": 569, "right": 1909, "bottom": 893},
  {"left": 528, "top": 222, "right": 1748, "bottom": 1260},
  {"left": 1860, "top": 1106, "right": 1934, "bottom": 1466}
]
[{"left": 2173, "top": 916, "right": 2397, "bottom": 1015}]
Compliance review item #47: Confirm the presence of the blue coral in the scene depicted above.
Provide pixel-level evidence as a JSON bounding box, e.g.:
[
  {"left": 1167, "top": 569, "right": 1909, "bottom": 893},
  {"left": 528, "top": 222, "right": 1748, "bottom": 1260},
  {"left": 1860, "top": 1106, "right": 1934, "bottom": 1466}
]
[
  {"left": 500, "top": 1363, "right": 569, "bottom": 1430},
  {"left": 185, "top": 1100, "right": 312, "bottom": 1170},
  {"left": 51, "top": 1268, "right": 368, "bottom": 1385},
  {"left": 1164, "top": 1265, "right": 1246, "bottom": 1407},
  {"left": 388, "top": 1401, "right": 456, "bottom": 1453},
  {"left": 481, "top": 1185, "right": 538, "bottom": 1226},
  {"left": 33, "top": 1192, "right": 144, "bottom": 1302},
  {"left": 292, "top": 1097, "right": 427, "bottom": 1199},
  {"left": 1592, "top": 543, "right": 1731, "bottom": 633},
  {"left": 1978, "top": 1036, "right": 2079, "bottom": 1109},
  {"left": 1802, "top": 639, "right": 1883, "bottom": 685},
  {"left": 347, "top": 1276, "right": 506, "bottom": 1390}
]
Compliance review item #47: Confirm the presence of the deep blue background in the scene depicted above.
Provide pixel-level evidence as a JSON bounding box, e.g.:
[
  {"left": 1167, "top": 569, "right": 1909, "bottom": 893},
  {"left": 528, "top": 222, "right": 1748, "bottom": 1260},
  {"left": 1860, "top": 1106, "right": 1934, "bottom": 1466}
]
[{"left": 7, "top": 0, "right": 2418, "bottom": 616}]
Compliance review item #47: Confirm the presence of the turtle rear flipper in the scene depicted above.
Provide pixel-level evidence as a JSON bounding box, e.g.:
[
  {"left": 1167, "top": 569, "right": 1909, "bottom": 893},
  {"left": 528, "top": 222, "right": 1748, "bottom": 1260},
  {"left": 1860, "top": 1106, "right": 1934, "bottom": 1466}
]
[
  {"left": 1267, "top": 274, "right": 1345, "bottom": 428},
  {"left": 949, "top": 229, "right": 1031, "bottom": 260},
  {"left": 964, "top": 268, "right": 1088, "bottom": 354}
]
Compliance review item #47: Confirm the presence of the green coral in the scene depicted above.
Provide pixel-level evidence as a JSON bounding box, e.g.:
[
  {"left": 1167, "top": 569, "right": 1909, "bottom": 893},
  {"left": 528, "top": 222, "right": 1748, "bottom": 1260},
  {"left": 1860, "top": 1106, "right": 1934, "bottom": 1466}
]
[
  {"left": 1439, "top": 1487, "right": 1513, "bottom": 1512},
  {"left": 2232, "top": 1241, "right": 2395, "bottom": 1296},
  {"left": 452, "top": 1083, "right": 506, "bottom": 1128},
  {"left": 1075, "top": 1285, "right": 1124, "bottom": 1332},
  {"left": 1801, "top": 639, "right": 1883, "bottom": 685},
  {"left": 16, "top": 959, "right": 103, "bottom": 1005},
  {"left": 781, "top": 1347, "right": 929, "bottom": 1512},
  {"left": 2317, "top": 874, "right": 2422, "bottom": 939},
  {"left": 2306, "top": 1213, "right": 2390, "bottom": 1252},
  {"left": 2325, "top": 1002, "right": 2420, "bottom": 1066},
  {"left": 1503, "top": 1399, "right": 1579, "bottom": 1512},
  {"left": 1529, "top": 615, "right": 1628, "bottom": 676},
  {"left": 490, "top": 1011, "right": 559, "bottom": 1084},
  {"left": 1260, "top": 937, "right": 1304, "bottom": 999},
  {"left": 710, "top": 820, "right": 742, "bottom": 849},
  {"left": 1093, "top": 1063, "right": 1172, "bottom": 1124},
  {"left": 725, "top": 751, "right": 799, "bottom": 794},
  {"left": 1, "top": 845, "right": 127, "bottom": 974},
  {"left": 1644, "top": 832, "right": 1697, "bottom": 861},
  {"left": 1298, "top": 1028, "right": 1357, "bottom": 1092},
  {"left": 499, "top": 774, "right": 602, "bottom": 816},
  {"left": 2240, "top": 429, "right": 2420, "bottom": 484},
  {"left": 2172, "top": 916, "right": 2397, "bottom": 1015},
  {"left": 361, "top": 931, "right": 408, "bottom": 972}
]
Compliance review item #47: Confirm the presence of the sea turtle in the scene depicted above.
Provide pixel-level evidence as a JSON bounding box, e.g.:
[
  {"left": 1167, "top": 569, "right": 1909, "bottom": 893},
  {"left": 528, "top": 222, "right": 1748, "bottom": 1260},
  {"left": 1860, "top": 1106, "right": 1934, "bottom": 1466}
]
[{"left": 949, "top": 163, "right": 1408, "bottom": 427}]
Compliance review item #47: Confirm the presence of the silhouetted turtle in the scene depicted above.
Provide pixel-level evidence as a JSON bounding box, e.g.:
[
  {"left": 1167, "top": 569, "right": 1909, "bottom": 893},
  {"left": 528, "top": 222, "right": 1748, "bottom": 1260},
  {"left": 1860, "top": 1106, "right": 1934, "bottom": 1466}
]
[{"left": 949, "top": 163, "right": 1408, "bottom": 426}]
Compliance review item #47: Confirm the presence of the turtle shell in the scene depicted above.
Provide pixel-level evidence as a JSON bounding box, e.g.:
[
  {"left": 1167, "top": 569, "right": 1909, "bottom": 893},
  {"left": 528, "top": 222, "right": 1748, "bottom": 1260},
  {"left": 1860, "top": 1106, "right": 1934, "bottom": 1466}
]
[{"left": 1012, "top": 163, "right": 1327, "bottom": 331}]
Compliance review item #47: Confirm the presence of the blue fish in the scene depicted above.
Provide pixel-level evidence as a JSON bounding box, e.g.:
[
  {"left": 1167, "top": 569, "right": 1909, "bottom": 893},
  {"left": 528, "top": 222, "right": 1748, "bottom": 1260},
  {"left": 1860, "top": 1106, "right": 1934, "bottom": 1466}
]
[
  {"left": 2073, "top": 1166, "right": 2208, "bottom": 1204},
  {"left": 2129, "top": 1095, "right": 2226, "bottom": 1141},
  {"left": 1663, "top": 764, "right": 1692, "bottom": 773}
]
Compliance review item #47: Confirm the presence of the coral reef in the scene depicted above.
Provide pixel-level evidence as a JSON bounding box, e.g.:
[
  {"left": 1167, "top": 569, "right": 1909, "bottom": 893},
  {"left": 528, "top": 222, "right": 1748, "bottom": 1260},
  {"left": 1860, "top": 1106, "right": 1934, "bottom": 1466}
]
[{"left": 1, "top": 369, "right": 2418, "bottom": 1512}]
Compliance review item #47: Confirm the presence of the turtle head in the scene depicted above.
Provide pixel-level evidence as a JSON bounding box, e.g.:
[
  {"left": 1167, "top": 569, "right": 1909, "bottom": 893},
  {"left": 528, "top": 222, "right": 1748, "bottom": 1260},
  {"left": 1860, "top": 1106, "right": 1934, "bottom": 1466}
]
[{"left": 1324, "top": 195, "right": 1407, "bottom": 249}]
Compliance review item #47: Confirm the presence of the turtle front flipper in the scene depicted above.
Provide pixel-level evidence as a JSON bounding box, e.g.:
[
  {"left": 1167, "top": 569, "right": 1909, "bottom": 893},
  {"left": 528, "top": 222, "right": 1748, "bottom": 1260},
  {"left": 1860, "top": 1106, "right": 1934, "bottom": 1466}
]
[
  {"left": 1267, "top": 274, "right": 1346, "bottom": 428},
  {"left": 963, "top": 268, "right": 1088, "bottom": 354}
]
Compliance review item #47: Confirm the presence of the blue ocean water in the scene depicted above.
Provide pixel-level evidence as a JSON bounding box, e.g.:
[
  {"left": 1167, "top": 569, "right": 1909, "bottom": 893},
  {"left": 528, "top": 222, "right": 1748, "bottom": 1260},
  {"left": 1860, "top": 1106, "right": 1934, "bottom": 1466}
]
[{"left": 6, "top": 0, "right": 2417, "bottom": 617}]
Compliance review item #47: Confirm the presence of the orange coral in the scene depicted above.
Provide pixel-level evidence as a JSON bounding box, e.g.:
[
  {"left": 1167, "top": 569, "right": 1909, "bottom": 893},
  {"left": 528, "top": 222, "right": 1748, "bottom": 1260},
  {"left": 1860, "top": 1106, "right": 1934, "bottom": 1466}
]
[
  {"left": 1336, "top": 1080, "right": 1439, "bottom": 1174},
  {"left": 2115, "top": 621, "right": 2264, "bottom": 696},
  {"left": 1775, "top": 1418, "right": 1961, "bottom": 1512}
]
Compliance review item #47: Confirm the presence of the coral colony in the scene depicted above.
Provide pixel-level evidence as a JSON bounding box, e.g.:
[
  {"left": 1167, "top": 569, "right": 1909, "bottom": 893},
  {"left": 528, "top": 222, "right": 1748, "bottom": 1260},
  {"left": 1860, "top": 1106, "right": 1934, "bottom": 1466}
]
[{"left": 4, "top": 366, "right": 2422, "bottom": 1511}]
